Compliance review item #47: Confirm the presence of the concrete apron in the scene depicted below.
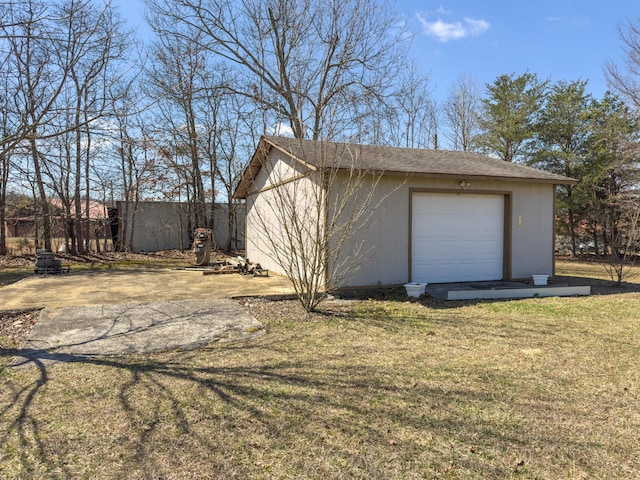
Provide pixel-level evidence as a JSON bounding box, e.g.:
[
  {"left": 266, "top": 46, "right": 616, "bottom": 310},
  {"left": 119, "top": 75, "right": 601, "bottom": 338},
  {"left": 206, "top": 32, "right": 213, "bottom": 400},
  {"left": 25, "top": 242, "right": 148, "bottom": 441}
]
[{"left": 425, "top": 281, "right": 591, "bottom": 300}]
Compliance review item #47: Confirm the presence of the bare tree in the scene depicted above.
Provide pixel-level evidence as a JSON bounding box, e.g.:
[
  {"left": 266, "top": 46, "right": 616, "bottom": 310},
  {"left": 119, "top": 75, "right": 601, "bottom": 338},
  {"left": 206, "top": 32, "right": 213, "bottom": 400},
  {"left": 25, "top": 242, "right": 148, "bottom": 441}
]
[
  {"left": 63, "top": 0, "right": 130, "bottom": 253},
  {"left": 606, "top": 18, "right": 640, "bottom": 109},
  {"left": 443, "top": 73, "right": 481, "bottom": 151},
  {"left": 0, "top": 151, "right": 9, "bottom": 255},
  {"left": 200, "top": 86, "right": 249, "bottom": 251},
  {"left": 600, "top": 192, "right": 640, "bottom": 285},
  {"left": 146, "top": 0, "right": 407, "bottom": 141},
  {"left": 239, "top": 138, "right": 402, "bottom": 312},
  {"left": 10, "top": 0, "right": 70, "bottom": 251},
  {"left": 109, "top": 89, "right": 157, "bottom": 252},
  {"left": 0, "top": 1, "right": 65, "bottom": 161},
  {"left": 0, "top": 54, "right": 12, "bottom": 255},
  {"left": 1, "top": 0, "right": 134, "bottom": 253},
  {"left": 146, "top": 27, "right": 210, "bottom": 232},
  {"left": 383, "top": 63, "right": 438, "bottom": 149}
]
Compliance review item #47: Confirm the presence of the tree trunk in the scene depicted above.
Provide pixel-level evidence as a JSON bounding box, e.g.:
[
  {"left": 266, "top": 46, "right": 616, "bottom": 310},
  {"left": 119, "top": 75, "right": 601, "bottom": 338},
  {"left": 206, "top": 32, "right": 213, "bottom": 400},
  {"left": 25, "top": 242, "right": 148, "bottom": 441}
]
[
  {"left": 187, "top": 114, "right": 207, "bottom": 229},
  {"left": 568, "top": 209, "right": 577, "bottom": 258},
  {"left": 30, "top": 137, "right": 52, "bottom": 252},
  {"left": 74, "top": 97, "right": 85, "bottom": 254},
  {"left": 0, "top": 198, "right": 6, "bottom": 256},
  {"left": 0, "top": 154, "right": 8, "bottom": 256},
  {"left": 226, "top": 200, "right": 234, "bottom": 252},
  {"left": 83, "top": 90, "right": 93, "bottom": 253}
]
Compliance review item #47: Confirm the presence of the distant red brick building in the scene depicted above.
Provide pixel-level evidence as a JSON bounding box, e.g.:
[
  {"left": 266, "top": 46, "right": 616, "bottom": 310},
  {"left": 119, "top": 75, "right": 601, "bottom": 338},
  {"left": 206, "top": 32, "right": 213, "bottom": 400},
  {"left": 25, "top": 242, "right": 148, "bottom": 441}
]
[{"left": 3, "top": 199, "right": 111, "bottom": 249}]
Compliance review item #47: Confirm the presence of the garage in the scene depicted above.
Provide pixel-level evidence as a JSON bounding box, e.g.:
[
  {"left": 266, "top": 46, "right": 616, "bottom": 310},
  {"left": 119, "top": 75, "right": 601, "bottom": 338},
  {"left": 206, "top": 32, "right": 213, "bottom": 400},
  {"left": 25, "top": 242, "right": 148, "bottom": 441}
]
[
  {"left": 411, "top": 192, "right": 506, "bottom": 283},
  {"left": 237, "top": 136, "right": 577, "bottom": 288}
]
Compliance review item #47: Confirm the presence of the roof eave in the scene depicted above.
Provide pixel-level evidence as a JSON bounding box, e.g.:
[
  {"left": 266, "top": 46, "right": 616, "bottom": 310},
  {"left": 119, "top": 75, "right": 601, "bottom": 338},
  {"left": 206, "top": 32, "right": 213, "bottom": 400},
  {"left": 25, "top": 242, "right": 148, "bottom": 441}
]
[
  {"left": 233, "top": 136, "right": 271, "bottom": 199},
  {"left": 333, "top": 168, "right": 578, "bottom": 185},
  {"left": 235, "top": 137, "right": 579, "bottom": 198}
]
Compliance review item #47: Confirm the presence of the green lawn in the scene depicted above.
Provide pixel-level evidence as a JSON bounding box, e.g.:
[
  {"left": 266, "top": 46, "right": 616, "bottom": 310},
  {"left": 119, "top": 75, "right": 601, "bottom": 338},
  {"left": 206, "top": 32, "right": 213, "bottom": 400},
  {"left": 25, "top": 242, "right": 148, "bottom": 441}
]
[{"left": 1, "top": 259, "right": 639, "bottom": 479}]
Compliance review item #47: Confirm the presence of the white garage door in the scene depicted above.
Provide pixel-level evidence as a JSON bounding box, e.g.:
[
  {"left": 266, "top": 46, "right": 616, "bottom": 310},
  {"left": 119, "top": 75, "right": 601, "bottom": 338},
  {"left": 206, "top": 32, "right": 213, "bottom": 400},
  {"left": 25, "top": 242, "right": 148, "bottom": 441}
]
[{"left": 412, "top": 192, "right": 504, "bottom": 283}]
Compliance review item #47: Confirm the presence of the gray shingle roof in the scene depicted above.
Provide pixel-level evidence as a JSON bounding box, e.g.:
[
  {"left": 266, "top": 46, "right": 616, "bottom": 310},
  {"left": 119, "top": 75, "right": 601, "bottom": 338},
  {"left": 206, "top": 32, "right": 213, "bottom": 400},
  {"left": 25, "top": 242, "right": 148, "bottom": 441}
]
[{"left": 234, "top": 135, "right": 576, "bottom": 198}]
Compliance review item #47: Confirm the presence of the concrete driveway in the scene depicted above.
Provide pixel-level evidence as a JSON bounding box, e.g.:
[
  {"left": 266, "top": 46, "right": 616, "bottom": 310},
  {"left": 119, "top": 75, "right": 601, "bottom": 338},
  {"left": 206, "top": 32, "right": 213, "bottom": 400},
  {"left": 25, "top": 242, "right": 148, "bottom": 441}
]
[
  {"left": 2, "top": 268, "right": 295, "bottom": 366},
  {"left": 11, "top": 299, "right": 264, "bottom": 367}
]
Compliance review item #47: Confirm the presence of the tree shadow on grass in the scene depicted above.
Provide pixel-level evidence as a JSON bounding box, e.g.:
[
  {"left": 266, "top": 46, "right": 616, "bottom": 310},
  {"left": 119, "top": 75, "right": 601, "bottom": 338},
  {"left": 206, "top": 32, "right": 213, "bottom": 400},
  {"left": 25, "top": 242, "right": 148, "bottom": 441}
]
[
  {"left": 3, "top": 291, "right": 636, "bottom": 478},
  {"left": 0, "top": 336, "right": 614, "bottom": 480}
]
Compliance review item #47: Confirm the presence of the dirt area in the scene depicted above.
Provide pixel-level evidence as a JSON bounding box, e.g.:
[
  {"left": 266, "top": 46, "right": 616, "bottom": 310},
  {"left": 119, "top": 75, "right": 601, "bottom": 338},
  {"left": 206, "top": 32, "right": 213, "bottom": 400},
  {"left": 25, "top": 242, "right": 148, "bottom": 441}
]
[
  {"left": 0, "top": 250, "right": 294, "bottom": 355},
  {"left": 0, "top": 309, "right": 40, "bottom": 350},
  {"left": 1, "top": 252, "right": 169, "bottom": 351},
  {"left": 0, "top": 249, "right": 194, "bottom": 269}
]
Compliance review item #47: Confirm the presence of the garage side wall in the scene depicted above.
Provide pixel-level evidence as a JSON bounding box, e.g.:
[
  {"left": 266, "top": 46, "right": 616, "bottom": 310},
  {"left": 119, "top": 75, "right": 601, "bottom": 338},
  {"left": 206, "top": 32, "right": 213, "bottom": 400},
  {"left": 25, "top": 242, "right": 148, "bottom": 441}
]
[
  {"left": 245, "top": 151, "right": 323, "bottom": 277},
  {"left": 509, "top": 182, "right": 555, "bottom": 278},
  {"left": 332, "top": 175, "right": 556, "bottom": 287}
]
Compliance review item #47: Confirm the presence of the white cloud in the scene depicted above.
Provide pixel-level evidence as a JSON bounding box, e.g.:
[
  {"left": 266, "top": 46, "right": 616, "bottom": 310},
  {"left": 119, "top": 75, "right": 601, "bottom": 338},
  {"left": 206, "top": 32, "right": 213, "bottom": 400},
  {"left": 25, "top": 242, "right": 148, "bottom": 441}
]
[
  {"left": 269, "top": 122, "right": 295, "bottom": 137},
  {"left": 464, "top": 17, "right": 490, "bottom": 35},
  {"left": 546, "top": 15, "right": 589, "bottom": 27},
  {"left": 417, "top": 14, "right": 490, "bottom": 43}
]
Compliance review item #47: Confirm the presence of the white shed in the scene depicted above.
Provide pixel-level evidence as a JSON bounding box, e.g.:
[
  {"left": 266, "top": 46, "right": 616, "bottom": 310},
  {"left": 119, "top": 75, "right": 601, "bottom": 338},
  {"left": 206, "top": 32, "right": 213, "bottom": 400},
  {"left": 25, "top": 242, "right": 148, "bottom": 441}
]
[{"left": 234, "top": 136, "right": 576, "bottom": 287}]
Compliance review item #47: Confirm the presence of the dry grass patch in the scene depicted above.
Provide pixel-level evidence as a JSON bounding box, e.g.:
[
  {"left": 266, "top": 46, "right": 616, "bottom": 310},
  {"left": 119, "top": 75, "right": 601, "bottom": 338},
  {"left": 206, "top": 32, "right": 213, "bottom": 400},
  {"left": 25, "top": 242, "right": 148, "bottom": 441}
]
[{"left": 1, "top": 261, "right": 639, "bottom": 478}]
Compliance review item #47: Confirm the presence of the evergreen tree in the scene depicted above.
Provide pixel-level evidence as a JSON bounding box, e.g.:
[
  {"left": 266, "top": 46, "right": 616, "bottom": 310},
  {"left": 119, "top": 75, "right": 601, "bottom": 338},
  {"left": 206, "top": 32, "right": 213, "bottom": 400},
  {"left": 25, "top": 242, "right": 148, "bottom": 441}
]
[
  {"left": 584, "top": 92, "right": 640, "bottom": 283},
  {"left": 529, "top": 80, "right": 592, "bottom": 257},
  {"left": 476, "top": 72, "right": 547, "bottom": 162}
]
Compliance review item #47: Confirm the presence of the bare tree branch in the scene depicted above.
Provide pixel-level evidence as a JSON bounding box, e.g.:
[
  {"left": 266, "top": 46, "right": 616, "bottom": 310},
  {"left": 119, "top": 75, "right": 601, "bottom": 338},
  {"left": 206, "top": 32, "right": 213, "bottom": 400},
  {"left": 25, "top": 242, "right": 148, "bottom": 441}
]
[
  {"left": 145, "top": 0, "right": 407, "bottom": 141},
  {"left": 243, "top": 138, "right": 404, "bottom": 312},
  {"left": 605, "top": 18, "right": 640, "bottom": 109}
]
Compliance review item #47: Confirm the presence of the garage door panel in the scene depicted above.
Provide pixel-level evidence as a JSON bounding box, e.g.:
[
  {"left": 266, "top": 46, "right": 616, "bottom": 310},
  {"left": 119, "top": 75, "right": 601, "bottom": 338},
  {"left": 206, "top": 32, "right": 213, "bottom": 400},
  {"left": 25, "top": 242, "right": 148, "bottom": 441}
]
[
  {"left": 413, "top": 260, "right": 503, "bottom": 283},
  {"left": 412, "top": 193, "right": 504, "bottom": 283},
  {"left": 413, "top": 239, "right": 501, "bottom": 258}
]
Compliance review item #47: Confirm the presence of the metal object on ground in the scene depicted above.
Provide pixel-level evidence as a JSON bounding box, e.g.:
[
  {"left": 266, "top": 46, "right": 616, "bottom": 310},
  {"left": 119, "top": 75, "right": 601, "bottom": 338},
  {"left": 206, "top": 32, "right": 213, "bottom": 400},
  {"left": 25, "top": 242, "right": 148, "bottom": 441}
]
[
  {"left": 191, "top": 256, "right": 268, "bottom": 277},
  {"left": 34, "top": 250, "right": 70, "bottom": 275},
  {"left": 237, "top": 256, "right": 268, "bottom": 277},
  {"left": 192, "top": 228, "right": 214, "bottom": 266}
]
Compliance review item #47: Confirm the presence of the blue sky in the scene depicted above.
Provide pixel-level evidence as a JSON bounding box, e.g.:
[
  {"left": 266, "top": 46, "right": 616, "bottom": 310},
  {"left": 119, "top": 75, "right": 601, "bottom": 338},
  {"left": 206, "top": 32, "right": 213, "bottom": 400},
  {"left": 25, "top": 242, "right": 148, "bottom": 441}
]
[
  {"left": 395, "top": 0, "right": 635, "bottom": 100},
  {"left": 115, "top": 0, "right": 636, "bottom": 102}
]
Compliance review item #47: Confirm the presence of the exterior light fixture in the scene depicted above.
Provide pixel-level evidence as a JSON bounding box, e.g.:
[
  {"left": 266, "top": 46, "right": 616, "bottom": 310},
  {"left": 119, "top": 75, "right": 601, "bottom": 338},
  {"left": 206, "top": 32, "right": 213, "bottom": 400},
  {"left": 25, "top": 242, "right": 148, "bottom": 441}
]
[{"left": 459, "top": 180, "right": 471, "bottom": 189}]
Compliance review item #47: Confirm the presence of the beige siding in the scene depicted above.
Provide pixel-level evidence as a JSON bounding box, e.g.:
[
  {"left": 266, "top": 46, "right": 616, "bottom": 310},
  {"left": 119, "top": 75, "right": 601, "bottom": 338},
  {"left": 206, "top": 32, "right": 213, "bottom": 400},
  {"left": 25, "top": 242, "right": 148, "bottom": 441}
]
[
  {"left": 327, "top": 173, "right": 407, "bottom": 287},
  {"left": 244, "top": 145, "right": 558, "bottom": 287},
  {"left": 245, "top": 149, "right": 323, "bottom": 278},
  {"left": 245, "top": 192, "right": 288, "bottom": 274},
  {"left": 248, "top": 154, "right": 310, "bottom": 195},
  {"left": 510, "top": 182, "right": 555, "bottom": 278},
  {"left": 334, "top": 175, "right": 556, "bottom": 287}
]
